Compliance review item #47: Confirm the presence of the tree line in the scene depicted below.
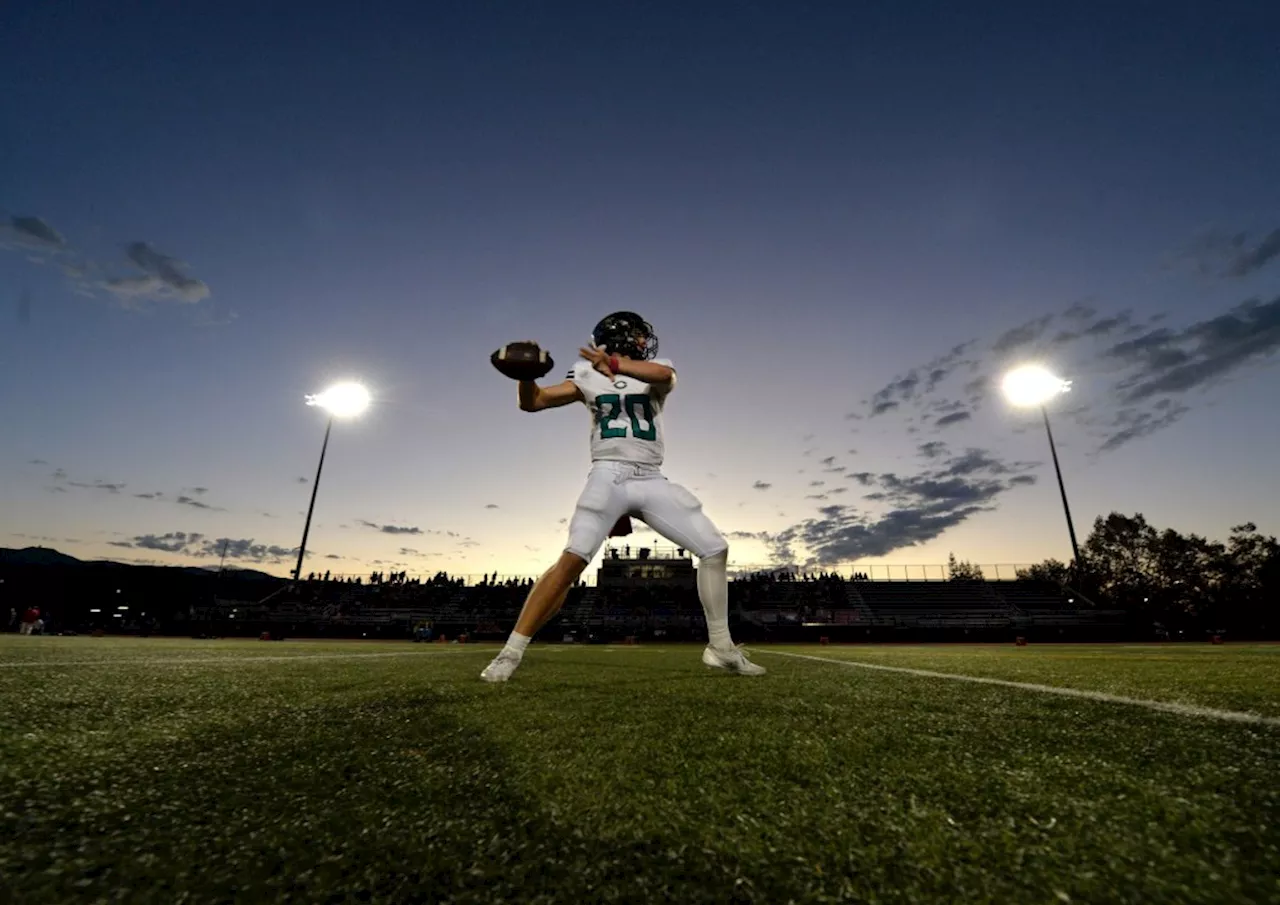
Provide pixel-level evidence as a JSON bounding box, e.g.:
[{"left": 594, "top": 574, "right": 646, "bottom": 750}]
[{"left": 1005, "top": 513, "right": 1278, "bottom": 637}]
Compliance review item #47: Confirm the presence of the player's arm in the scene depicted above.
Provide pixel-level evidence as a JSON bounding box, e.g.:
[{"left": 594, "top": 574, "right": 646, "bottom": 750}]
[
  {"left": 616, "top": 359, "right": 675, "bottom": 391},
  {"left": 518, "top": 379, "right": 583, "bottom": 412}
]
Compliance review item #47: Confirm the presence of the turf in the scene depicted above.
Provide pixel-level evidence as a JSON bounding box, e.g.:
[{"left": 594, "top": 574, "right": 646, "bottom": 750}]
[{"left": 1, "top": 639, "right": 1277, "bottom": 904}]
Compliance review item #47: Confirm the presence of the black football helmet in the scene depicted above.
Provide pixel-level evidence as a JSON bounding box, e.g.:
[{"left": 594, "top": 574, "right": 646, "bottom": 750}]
[{"left": 591, "top": 311, "right": 659, "bottom": 360}]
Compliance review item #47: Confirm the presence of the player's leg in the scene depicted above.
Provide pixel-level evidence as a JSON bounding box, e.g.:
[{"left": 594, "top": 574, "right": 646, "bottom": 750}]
[
  {"left": 481, "top": 466, "right": 626, "bottom": 682},
  {"left": 514, "top": 552, "right": 588, "bottom": 638},
  {"left": 483, "top": 551, "right": 590, "bottom": 683},
  {"left": 634, "top": 478, "right": 765, "bottom": 675}
]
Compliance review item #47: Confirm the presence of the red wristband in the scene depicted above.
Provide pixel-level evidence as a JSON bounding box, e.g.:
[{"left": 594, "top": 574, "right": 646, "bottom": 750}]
[{"left": 609, "top": 356, "right": 620, "bottom": 373}]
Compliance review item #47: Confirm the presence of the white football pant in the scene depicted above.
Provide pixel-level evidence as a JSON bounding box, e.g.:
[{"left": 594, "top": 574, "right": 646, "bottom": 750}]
[{"left": 565, "top": 461, "right": 727, "bottom": 563}]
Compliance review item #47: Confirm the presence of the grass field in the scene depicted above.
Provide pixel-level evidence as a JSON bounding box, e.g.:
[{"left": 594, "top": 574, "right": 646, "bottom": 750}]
[{"left": 2, "top": 638, "right": 1278, "bottom": 904}]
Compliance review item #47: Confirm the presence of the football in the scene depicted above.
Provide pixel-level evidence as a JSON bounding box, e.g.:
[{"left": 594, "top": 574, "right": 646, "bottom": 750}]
[{"left": 491, "top": 341, "right": 555, "bottom": 381}]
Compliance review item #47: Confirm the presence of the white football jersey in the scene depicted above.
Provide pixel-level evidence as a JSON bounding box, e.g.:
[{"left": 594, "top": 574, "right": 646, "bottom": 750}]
[{"left": 567, "top": 358, "right": 676, "bottom": 466}]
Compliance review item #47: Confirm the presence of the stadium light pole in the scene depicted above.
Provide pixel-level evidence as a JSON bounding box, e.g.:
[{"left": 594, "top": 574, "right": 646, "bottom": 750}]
[
  {"left": 293, "top": 382, "right": 370, "bottom": 582},
  {"left": 1002, "top": 365, "right": 1082, "bottom": 569}
]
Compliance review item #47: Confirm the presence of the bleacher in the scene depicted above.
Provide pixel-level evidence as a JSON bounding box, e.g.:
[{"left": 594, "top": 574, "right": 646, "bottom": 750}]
[
  {"left": 994, "top": 580, "right": 1079, "bottom": 611},
  {"left": 855, "top": 580, "right": 1015, "bottom": 627},
  {"left": 189, "top": 567, "right": 1129, "bottom": 642}
]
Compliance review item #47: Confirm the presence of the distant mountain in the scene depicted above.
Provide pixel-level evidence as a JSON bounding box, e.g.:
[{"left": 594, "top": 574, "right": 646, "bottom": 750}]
[
  {"left": 0, "top": 547, "right": 281, "bottom": 582},
  {"left": 0, "top": 546, "right": 84, "bottom": 567},
  {"left": 180, "top": 565, "right": 280, "bottom": 582}
]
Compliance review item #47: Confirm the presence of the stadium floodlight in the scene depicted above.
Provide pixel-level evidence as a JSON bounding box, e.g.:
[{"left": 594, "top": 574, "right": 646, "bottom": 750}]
[
  {"left": 1003, "top": 365, "right": 1081, "bottom": 569},
  {"left": 1002, "top": 365, "right": 1071, "bottom": 407},
  {"left": 305, "top": 382, "right": 371, "bottom": 419},
  {"left": 293, "top": 382, "right": 371, "bottom": 582}
]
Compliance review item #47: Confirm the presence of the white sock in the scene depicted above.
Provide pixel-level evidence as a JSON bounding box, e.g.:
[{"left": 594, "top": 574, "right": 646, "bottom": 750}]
[
  {"left": 697, "top": 550, "right": 733, "bottom": 650},
  {"left": 504, "top": 631, "right": 531, "bottom": 656}
]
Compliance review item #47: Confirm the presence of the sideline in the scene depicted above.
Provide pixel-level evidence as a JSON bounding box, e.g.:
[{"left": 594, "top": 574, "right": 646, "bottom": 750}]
[
  {"left": 755, "top": 648, "right": 1280, "bottom": 727},
  {"left": 0, "top": 649, "right": 486, "bottom": 669}
]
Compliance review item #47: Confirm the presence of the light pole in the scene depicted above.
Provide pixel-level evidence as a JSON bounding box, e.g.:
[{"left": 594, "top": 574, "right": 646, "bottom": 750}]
[
  {"left": 1002, "top": 365, "right": 1081, "bottom": 568},
  {"left": 293, "top": 382, "right": 370, "bottom": 582}
]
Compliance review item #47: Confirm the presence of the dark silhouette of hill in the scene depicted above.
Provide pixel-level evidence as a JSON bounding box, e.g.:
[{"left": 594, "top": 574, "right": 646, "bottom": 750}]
[
  {"left": 0, "top": 546, "right": 85, "bottom": 567},
  {"left": 0, "top": 547, "right": 287, "bottom": 633},
  {"left": 0, "top": 546, "right": 277, "bottom": 581}
]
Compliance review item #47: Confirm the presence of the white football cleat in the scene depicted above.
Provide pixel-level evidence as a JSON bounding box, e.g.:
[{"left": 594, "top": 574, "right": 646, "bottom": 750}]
[
  {"left": 702, "top": 644, "right": 766, "bottom": 676},
  {"left": 480, "top": 650, "right": 522, "bottom": 683}
]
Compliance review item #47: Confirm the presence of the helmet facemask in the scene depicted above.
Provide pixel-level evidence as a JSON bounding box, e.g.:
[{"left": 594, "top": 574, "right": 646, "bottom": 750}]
[{"left": 592, "top": 311, "right": 659, "bottom": 361}]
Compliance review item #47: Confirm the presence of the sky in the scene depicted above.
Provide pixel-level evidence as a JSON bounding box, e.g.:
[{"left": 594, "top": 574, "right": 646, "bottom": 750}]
[{"left": 2, "top": 1, "right": 1279, "bottom": 581}]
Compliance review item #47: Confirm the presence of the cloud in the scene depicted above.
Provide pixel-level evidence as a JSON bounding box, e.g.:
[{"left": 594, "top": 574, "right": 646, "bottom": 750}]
[
  {"left": 923, "top": 367, "right": 950, "bottom": 394},
  {"left": 766, "top": 447, "right": 1037, "bottom": 566},
  {"left": 845, "top": 280, "right": 1278, "bottom": 454},
  {"left": 0, "top": 215, "right": 67, "bottom": 252},
  {"left": 4, "top": 214, "right": 222, "bottom": 320},
  {"left": 917, "top": 441, "right": 948, "bottom": 459},
  {"left": 870, "top": 375, "right": 919, "bottom": 413},
  {"left": 485, "top": 503, "right": 499, "bottom": 509},
  {"left": 960, "top": 376, "right": 987, "bottom": 404},
  {"left": 934, "top": 411, "right": 972, "bottom": 428},
  {"left": 189, "top": 487, "right": 208, "bottom": 495},
  {"left": 297, "top": 477, "right": 309, "bottom": 484},
  {"left": 357, "top": 520, "right": 423, "bottom": 535},
  {"left": 1179, "top": 227, "right": 1280, "bottom": 279},
  {"left": 1082, "top": 313, "right": 1133, "bottom": 337},
  {"left": 28, "top": 459, "right": 48, "bottom": 465},
  {"left": 992, "top": 315, "right": 1054, "bottom": 354},
  {"left": 866, "top": 343, "right": 976, "bottom": 417},
  {"left": 1063, "top": 301, "right": 1098, "bottom": 321},
  {"left": 398, "top": 547, "right": 424, "bottom": 556},
  {"left": 126, "top": 531, "right": 204, "bottom": 553},
  {"left": 1108, "top": 296, "right": 1280, "bottom": 404},
  {"left": 751, "top": 480, "right": 772, "bottom": 491},
  {"left": 936, "top": 448, "right": 1027, "bottom": 477},
  {"left": 176, "top": 494, "right": 219, "bottom": 510},
  {"left": 848, "top": 472, "right": 876, "bottom": 486},
  {"left": 197, "top": 537, "right": 299, "bottom": 562},
  {"left": 1225, "top": 229, "right": 1280, "bottom": 278},
  {"left": 1098, "top": 401, "right": 1192, "bottom": 453},
  {"left": 96, "top": 242, "right": 210, "bottom": 304},
  {"left": 67, "top": 480, "right": 125, "bottom": 493},
  {"left": 808, "top": 480, "right": 825, "bottom": 487},
  {"left": 324, "top": 553, "right": 342, "bottom": 560},
  {"left": 133, "top": 492, "right": 163, "bottom": 500}
]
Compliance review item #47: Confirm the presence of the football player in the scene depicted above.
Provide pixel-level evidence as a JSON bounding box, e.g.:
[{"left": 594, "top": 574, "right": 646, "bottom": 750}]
[{"left": 481, "top": 311, "right": 765, "bottom": 682}]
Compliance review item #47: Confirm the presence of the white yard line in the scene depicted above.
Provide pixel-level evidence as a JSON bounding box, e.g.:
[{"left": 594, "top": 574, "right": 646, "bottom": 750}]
[
  {"left": 756, "top": 649, "right": 1280, "bottom": 727},
  {"left": 0, "top": 649, "right": 485, "bottom": 669}
]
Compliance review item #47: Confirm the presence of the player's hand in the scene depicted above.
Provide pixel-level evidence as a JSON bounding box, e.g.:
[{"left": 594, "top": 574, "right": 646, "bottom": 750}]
[{"left": 579, "top": 342, "right": 614, "bottom": 379}]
